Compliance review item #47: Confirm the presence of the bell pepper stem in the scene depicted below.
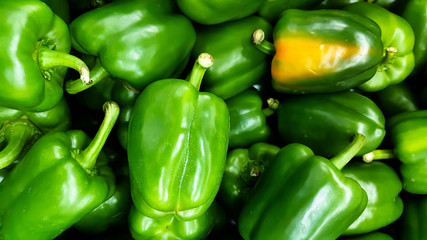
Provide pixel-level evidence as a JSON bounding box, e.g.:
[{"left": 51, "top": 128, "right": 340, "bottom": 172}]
[
  {"left": 330, "top": 133, "right": 366, "bottom": 170},
  {"left": 188, "top": 53, "right": 214, "bottom": 91},
  {"left": 65, "top": 60, "right": 111, "bottom": 94},
  {"left": 76, "top": 101, "right": 120, "bottom": 171},
  {"left": 362, "top": 149, "right": 396, "bottom": 163},
  {"left": 252, "top": 29, "right": 276, "bottom": 56},
  {"left": 379, "top": 47, "right": 398, "bottom": 71},
  {"left": 0, "top": 120, "right": 41, "bottom": 169},
  {"left": 262, "top": 98, "right": 280, "bottom": 117},
  {"left": 37, "top": 46, "right": 90, "bottom": 84}
]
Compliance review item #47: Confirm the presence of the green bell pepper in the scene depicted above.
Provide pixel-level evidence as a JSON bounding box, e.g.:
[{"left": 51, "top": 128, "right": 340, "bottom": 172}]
[
  {"left": 129, "top": 201, "right": 221, "bottom": 240},
  {"left": 277, "top": 91, "right": 386, "bottom": 157},
  {"left": 257, "top": 0, "right": 324, "bottom": 24},
  {"left": 388, "top": 110, "right": 427, "bottom": 194},
  {"left": 238, "top": 133, "right": 368, "bottom": 240},
  {"left": 218, "top": 142, "right": 280, "bottom": 220},
  {"left": 191, "top": 16, "right": 273, "bottom": 100},
  {"left": 66, "top": 0, "right": 196, "bottom": 93},
  {"left": 339, "top": 231, "right": 393, "bottom": 240},
  {"left": 128, "top": 53, "right": 230, "bottom": 220},
  {"left": 371, "top": 83, "right": 418, "bottom": 118},
  {"left": 344, "top": 2, "right": 415, "bottom": 92},
  {"left": 0, "top": 101, "right": 119, "bottom": 240},
  {"left": 316, "top": 0, "right": 398, "bottom": 10},
  {"left": 341, "top": 161, "right": 403, "bottom": 235},
  {"left": 0, "top": 0, "right": 89, "bottom": 112},
  {"left": 0, "top": 96, "right": 71, "bottom": 169},
  {"left": 253, "top": 8, "right": 384, "bottom": 94},
  {"left": 399, "top": 194, "right": 427, "bottom": 240},
  {"left": 226, "top": 88, "right": 279, "bottom": 148},
  {"left": 399, "top": 0, "right": 427, "bottom": 76},
  {"left": 176, "top": 0, "right": 265, "bottom": 25}
]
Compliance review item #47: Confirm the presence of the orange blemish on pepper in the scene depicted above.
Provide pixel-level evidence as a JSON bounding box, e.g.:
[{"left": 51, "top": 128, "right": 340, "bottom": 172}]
[{"left": 271, "top": 37, "right": 362, "bottom": 83}]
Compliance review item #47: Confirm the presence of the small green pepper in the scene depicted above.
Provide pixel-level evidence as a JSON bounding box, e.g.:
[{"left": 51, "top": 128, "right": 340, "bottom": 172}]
[
  {"left": 218, "top": 142, "right": 280, "bottom": 219},
  {"left": 226, "top": 88, "right": 279, "bottom": 148}
]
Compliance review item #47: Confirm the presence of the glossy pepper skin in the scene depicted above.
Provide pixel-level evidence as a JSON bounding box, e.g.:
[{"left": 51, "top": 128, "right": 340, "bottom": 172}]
[
  {"left": 257, "top": 0, "right": 324, "bottom": 24},
  {"left": 218, "top": 142, "right": 280, "bottom": 219},
  {"left": 0, "top": 102, "right": 119, "bottom": 240},
  {"left": 226, "top": 88, "right": 278, "bottom": 148},
  {"left": 341, "top": 161, "right": 403, "bottom": 235},
  {"left": 0, "top": 97, "right": 71, "bottom": 169},
  {"left": 255, "top": 8, "right": 384, "bottom": 94},
  {"left": 66, "top": 0, "right": 196, "bottom": 93},
  {"left": 176, "top": 0, "right": 265, "bottom": 25},
  {"left": 128, "top": 54, "right": 230, "bottom": 220},
  {"left": 129, "top": 201, "right": 221, "bottom": 240},
  {"left": 0, "top": 0, "right": 89, "bottom": 112},
  {"left": 388, "top": 110, "right": 427, "bottom": 194},
  {"left": 277, "top": 91, "right": 386, "bottom": 157},
  {"left": 344, "top": 2, "right": 415, "bottom": 92},
  {"left": 238, "top": 134, "right": 368, "bottom": 240},
  {"left": 399, "top": 0, "right": 427, "bottom": 75},
  {"left": 399, "top": 194, "right": 427, "bottom": 240},
  {"left": 191, "top": 16, "right": 273, "bottom": 100}
]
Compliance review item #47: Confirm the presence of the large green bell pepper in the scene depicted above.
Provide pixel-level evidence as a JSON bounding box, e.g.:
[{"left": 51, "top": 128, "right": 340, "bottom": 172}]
[
  {"left": 238, "top": 133, "right": 368, "bottom": 240},
  {"left": 0, "top": 101, "right": 119, "bottom": 240},
  {"left": 253, "top": 8, "right": 383, "bottom": 94},
  {"left": 277, "top": 91, "right": 385, "bottom": 157},
  {"left": 226, "top": 88, "right": 279, "bottom": 148},
  {"left": 128, "top": 53, "right": 230, "bottom": 220},
  {"left": 399, "top": 194, "right": 427, "bottom": 240},
  {"left": 66, "top": 0, "right": 196, "bottom": 93},
  {"left": 0, "top": 0, "right": 89, "bottom": 112},
  {"left": 388, "top": 110, "right": 427, "bottom": 194},
  {"left": 176, "top": 0, "right": 265, "bottom": 25},
  {"left": 129, "top": 201, "right": 221, "bottom": 240},
  {"left": 218, "top": 142, "right": 280, "bottom": 220},
  {"left": 0, "top": 97, "right": 71, "bottom": 169},
  {"left": 341, "top": 161, "right": 403, "bottom": 235},
  {"left": 191, "top": 16, "right": 272, "bottom": 100},
  {"left": 344, "top": 2, "right": 415, "bottom": 92},
  {"left": 399, "top": 0, "right": 427, "bottom": 76},
  {"left": 257, "top": 0, "right": 324, "bottom": 24}
]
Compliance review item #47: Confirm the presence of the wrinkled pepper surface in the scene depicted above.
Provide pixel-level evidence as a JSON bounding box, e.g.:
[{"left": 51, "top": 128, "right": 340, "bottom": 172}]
[
  {"left": 344, "top": 2, "right": 415, "bottom": 92},
  {"left": 341, "top": 161, "right": 403, "bottom": 235},
  {"left": 128, "top": 54, "right": 230, "bottom": 220},
  {"left": 129, "top": 201, "right": 221, "bottom": 240},
  {"left": 66, "top": 0, "right": 196, "bottom": 93},
  {"left": 226, "top": 88, "right": 278, "bottom": 148},
  {"left": 0, "top": 101, "right": 119, "bottom": 240},
  {"left": 253, "top": 8, "right": 383, "bottom": 94},
  {"left": 0, "top": 97, "right": 71, "bottom": 169},
  {"left": 218, "top": 142, "right": 280, "bottom": 219},
  {"left": 238, "top": 133, "right": 368, "bottom": 240},
  {"left": 388, "top": 110, "right": 427, "bottom": 194},
  {"left": 277, "top": 91, "right": 385, "bottom": 157},
  {"left": 0, "top": 0, "right": 89, "bottom": 112},
  {"left": 177, "top": 0, "right": 265, "bottom": 25},
  {"left": 191, "top": 16, "right": 273, "bottom": 100}
]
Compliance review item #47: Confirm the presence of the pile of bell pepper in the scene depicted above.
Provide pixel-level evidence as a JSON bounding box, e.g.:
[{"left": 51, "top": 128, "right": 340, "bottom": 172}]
[{"left": 0, "top": 0, "right": 426, "bottom": 239}]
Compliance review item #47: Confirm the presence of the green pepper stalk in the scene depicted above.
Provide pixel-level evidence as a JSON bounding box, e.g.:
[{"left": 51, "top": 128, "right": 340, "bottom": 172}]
[
  {"left": 128, "top": 53, "right": 230, "bottom": 221},
  {"left": 0, "top": 101, "right": 119, "bottom": 240}
]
